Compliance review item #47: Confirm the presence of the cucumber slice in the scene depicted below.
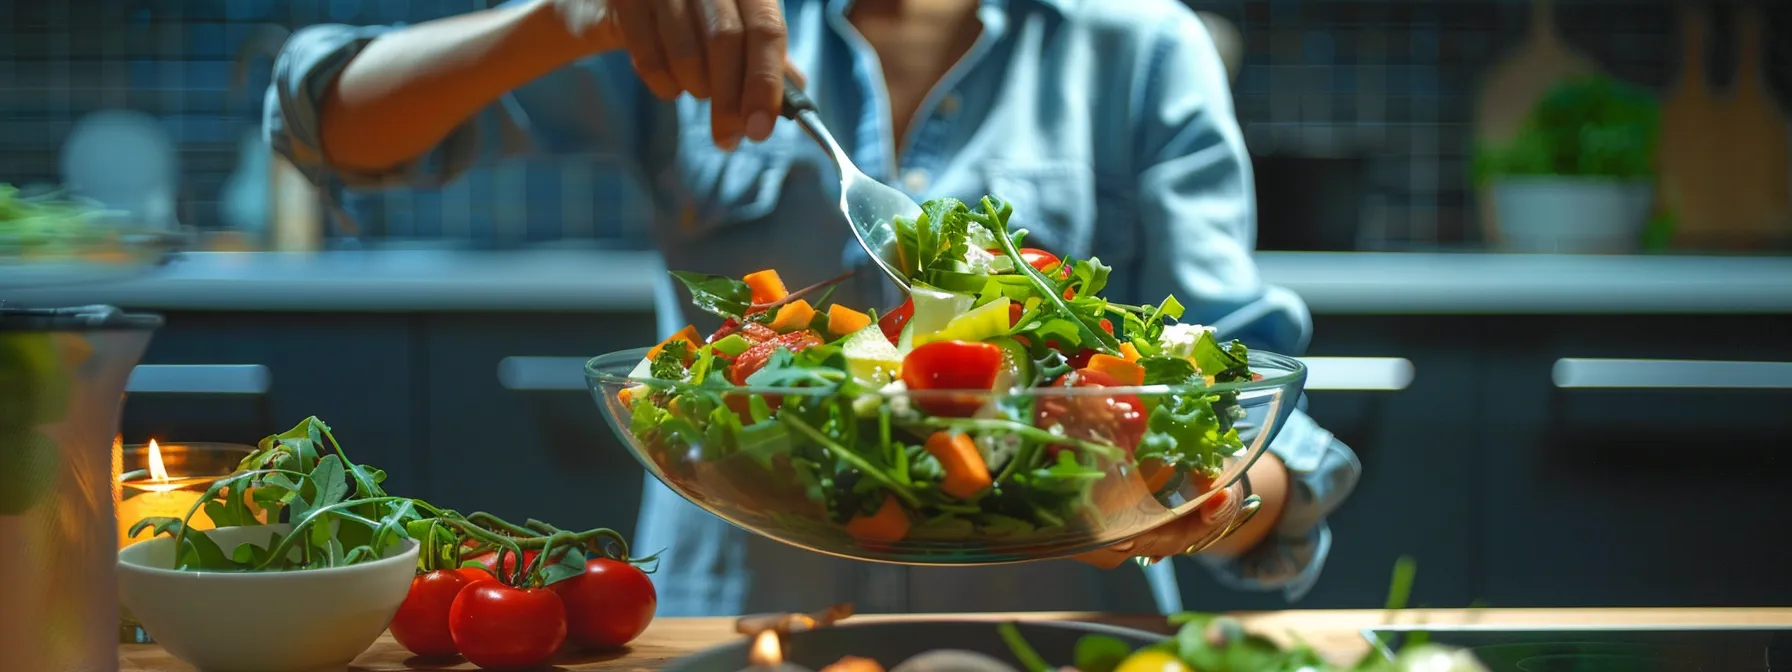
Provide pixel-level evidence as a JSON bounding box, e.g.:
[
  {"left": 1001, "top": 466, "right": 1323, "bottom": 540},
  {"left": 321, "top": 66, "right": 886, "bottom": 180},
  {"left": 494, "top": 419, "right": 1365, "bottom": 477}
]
[
  {"left": 987, "top": 336, "right": 1034, "bottom": 389},
  {"left": 840, "top": 324, "right": 905, "bottom": 385}
]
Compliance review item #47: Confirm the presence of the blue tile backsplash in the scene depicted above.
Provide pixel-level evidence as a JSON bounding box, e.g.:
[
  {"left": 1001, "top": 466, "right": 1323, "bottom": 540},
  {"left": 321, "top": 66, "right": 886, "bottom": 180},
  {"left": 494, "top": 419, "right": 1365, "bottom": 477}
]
[{"left": 2, "top": 0, "right": 1786, "bottom": 249}]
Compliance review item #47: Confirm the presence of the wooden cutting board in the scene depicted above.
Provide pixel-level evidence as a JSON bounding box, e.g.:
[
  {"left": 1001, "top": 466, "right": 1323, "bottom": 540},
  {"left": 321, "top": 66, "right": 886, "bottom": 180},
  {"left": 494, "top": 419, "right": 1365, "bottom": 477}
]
[
  {"left": 117, "top": 609, "right": 1792, "bottom": 672},
  {"left": 1474, "top": 0, "right": 1603, "bottom": 244},
  {"left": 1719, "top": 3, "right": 1792, "bottom": 248},
  {"left": 1658, "top": 4, "right": 1727, "bottom": 247}
]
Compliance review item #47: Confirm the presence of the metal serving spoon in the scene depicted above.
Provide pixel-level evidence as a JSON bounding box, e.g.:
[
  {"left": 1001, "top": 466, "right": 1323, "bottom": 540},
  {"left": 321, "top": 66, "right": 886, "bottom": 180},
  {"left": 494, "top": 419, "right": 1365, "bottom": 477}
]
[{"left": 779, "top": 78, "right": 918, "bottom": 291}]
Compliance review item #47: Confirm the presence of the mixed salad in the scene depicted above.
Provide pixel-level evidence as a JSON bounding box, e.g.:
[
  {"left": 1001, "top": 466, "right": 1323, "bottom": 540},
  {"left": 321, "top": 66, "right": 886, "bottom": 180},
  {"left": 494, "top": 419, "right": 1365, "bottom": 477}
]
[
  {"left": 616, "top": 196, "right": 1267, "bottom": 550},
  {"left": 0, "top": 184, "right": 133, "bottom": 260}
]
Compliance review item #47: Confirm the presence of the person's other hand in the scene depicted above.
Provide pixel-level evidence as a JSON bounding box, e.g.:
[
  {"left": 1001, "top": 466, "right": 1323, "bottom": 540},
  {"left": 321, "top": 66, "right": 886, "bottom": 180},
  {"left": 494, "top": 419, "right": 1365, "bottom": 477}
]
[
  {"left": 550, "top": 0, "right": 803, "bottom": 151},
  {"left": 1072, "top": 481, "right": 1252, "bottom": 570}
]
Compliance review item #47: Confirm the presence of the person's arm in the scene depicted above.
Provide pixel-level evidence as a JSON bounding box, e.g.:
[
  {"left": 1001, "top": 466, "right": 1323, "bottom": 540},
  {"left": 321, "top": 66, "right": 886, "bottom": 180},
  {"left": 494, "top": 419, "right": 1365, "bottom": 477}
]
[
  {"left": 1129, "top": 10, "right": 1361, "bottom": 601},
  {"left": 316, "top": 0, "right": 601, "bottom": 174}
]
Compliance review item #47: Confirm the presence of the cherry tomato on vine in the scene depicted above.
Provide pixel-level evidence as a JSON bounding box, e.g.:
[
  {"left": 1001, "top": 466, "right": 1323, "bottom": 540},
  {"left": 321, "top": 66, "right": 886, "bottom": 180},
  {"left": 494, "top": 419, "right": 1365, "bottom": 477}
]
[
  {"left": 729, "top": 330, "right": 824, "bottom": 385},
  {"left": 462, "top": 546, "right": 540, "bottom": 581},
  {"left": 878, "top": 298, "right": 914, "bottom": 344},
  {"left": 1036, "top": 369, "right": 1146, "bottom": 454},
  {"left": 390, "top": 569, "right": 474, "bottom": 658},
  {"left": 456, "top": 566, "right": 496, "bottom": 585},
  {"left": 901, "top": 341, "right": 1004, "bottom": 417},
  {"left": 449, "top": 582, "right": 567, "bottom": 670},
  {"left": 553, "top": 557, "right": 658, "bottom": 650}
]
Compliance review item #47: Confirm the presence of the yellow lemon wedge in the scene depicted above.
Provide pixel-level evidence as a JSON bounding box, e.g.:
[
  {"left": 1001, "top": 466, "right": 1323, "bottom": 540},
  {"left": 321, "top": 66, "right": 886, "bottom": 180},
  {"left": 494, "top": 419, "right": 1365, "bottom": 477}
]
[{"left": 1114, "top": 649, "right": 1194, "bottom": 672}]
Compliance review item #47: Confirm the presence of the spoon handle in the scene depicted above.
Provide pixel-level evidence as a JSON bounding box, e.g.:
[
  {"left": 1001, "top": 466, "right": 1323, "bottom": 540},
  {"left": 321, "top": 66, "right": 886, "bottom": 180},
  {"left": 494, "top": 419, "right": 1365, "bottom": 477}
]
[{"left": 780, "top": 74, "right": 818, "bottom": 120}]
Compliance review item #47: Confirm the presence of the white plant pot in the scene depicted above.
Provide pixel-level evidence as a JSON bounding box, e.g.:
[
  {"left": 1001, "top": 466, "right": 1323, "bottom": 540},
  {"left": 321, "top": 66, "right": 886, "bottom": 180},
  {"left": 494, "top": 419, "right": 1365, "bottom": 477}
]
[
  {"left": 118, "top": 525, "right": 418, "bottom": 672},
  {"left": 1491, "top": 177, "right": 1654, "bottom": 253}
]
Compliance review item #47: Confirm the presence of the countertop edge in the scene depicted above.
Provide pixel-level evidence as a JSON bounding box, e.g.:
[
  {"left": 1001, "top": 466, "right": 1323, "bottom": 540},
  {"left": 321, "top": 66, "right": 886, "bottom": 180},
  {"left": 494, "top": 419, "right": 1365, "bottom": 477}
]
[
  {"left": 118, "top": 608, "right": 1792, "bottom": 671},
  {"left": 9, "top": 251, "right": 1792, "bottom": 314}
]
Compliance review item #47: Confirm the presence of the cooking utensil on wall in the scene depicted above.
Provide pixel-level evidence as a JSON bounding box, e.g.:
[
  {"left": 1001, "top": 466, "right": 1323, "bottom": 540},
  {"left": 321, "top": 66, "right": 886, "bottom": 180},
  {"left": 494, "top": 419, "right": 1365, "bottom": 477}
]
[
  {"left": 1658, "top": 4, "right": 1726, "bottom": 247},
  {"left": 1718, "top": 3, "right": 1792, "bottom": 248},
  {"left": 1473, "top": 0, "right": 1603, "bottom": 245}
]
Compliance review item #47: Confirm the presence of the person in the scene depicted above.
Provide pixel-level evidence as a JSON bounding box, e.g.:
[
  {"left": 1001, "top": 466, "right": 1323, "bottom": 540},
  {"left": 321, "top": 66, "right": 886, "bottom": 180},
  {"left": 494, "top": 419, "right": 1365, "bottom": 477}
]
[{"left": 265, "top": 0, "right": 1360, "bottom": 615}]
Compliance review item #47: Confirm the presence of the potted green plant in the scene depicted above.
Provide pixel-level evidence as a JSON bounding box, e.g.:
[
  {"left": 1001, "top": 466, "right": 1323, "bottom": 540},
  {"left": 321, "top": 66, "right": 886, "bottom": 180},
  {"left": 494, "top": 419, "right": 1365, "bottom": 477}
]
[{"left": 1475, "top": 75, "right": 1661, "bottom": 252}]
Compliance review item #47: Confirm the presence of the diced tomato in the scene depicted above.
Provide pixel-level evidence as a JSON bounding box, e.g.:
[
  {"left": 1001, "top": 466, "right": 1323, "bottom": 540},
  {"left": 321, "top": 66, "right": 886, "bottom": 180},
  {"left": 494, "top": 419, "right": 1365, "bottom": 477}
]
[
  {"left": 740, "top": 322, "right": 778, "bottom": 343},
  {"left": 901, "top": 341, "right": 1004, "bottom": 417},
  {"left": 730, "top": 331, "right": 824, "bottom": 385},
  {"left": 1065, "top": 349, "right": 1096, "bottom": 369},
  {"left": 878, "top": 298, "right": 914, "bottom": 345},
  {"left": 1008, "top": 302, "right": 1024, "bottom": 327},
  {"left": 1099, "top": 319, "right": 1114, "bottom": 335},
  {"left": 1035, "top": 369, "right": 1146, "bottom": 455}
]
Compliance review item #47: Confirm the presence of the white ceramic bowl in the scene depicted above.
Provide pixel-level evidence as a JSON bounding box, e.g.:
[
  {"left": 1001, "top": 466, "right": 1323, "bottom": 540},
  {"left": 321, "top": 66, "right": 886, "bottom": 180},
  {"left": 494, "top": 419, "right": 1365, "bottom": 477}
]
[{"left": 118, "top": 525, "right": 418, "bottom": 672}]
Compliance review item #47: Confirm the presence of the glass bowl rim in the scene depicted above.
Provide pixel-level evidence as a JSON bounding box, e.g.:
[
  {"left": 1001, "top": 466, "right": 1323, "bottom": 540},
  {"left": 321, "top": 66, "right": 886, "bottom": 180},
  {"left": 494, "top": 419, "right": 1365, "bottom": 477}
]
[{"left": 585, "top": 346, "right": 1307, "bottom": 397}]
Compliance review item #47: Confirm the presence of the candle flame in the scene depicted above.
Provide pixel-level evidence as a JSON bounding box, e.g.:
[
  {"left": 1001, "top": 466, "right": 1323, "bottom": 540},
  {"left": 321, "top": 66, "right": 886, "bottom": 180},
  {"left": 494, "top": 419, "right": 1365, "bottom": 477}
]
[
  {"left": 749, "top": 630, "right": 783, "bottom": 666},
  {"left": 147, "top": 439, "right": 169, "bottom": 482}
]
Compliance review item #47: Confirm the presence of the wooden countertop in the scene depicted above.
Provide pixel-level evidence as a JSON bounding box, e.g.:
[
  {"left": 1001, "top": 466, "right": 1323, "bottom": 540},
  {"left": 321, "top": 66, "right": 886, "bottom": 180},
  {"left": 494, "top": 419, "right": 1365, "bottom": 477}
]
[{"left": 119, "top": 608, "right": 1792, "bottom": 671}]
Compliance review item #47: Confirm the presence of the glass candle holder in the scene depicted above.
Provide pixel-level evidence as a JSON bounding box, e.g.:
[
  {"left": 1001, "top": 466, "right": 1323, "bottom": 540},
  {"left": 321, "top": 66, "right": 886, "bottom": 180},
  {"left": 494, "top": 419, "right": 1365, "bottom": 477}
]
[{"left": 114, "top": 439, "right": 255, "bottom": 643}]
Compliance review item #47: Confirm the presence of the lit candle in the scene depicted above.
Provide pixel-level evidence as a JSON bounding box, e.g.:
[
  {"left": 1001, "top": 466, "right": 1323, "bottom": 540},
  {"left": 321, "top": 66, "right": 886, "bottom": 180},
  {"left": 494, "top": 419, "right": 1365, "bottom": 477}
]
[{"left": 116, "top": 440, "right": 217, "bottom": 548}]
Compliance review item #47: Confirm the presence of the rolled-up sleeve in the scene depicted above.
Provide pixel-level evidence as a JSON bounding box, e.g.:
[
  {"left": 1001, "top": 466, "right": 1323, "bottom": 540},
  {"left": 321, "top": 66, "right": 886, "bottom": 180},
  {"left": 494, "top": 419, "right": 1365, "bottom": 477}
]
[
  {"left": 1129, "top": 11, "right": 1361, "bottom": 601},
  {"left": 264, "top": 22, "right": 546, "bottom": 192}
]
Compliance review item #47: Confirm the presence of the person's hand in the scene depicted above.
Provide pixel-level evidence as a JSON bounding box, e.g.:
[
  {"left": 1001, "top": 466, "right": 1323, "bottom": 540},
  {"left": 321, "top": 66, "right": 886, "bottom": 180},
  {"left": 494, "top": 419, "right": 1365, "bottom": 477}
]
[
  {"left": 1072, "top": 481, "right": 1258, "bottom": 570},
  {"left": 549, "top": 0, "right": 805, "bottom": 151}
]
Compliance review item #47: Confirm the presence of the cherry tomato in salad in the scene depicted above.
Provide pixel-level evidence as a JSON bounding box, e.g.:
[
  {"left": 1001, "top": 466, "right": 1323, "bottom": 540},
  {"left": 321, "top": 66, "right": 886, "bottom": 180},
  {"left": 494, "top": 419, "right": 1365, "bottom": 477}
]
[
  {"left": 878, "top": 298, "right": 914, "bottom": 344},
  {"left": 730, "top": 330, "right": 824, "bottom": 385},
  {"left": 1008, "top": 302, "right": 1024, "bottom": 328},
  {"left": 1036, "top": 369, "right": 1146, "bottom": 454},
  {"left": 901, "top": 341, "right": 1004, "bottom": 417},
  {"left": 449, "top": 582, "right": 567, "bottom": 670},
  {"left": 553, "top": 557, "right": 658, "bottom": 650},
  {"left": 390, "top": 569, "right": 474, "bottom": 658}
]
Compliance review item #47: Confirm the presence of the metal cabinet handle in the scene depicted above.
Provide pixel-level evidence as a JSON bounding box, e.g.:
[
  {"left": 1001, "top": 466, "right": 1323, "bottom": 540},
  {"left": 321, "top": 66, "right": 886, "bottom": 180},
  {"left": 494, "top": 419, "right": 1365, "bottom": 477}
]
[
  {"left": 498, "top": 357, "right": 590, "bottom": 391},
  {"left": 1552, "top": 358, "right": 1792, "bottom": 389},
  {"left": 1297, "top": 357, "right": 1414, "bottom": 391},
  {"left": 127, "top": 365, "right": 271, "bottom": 395}
]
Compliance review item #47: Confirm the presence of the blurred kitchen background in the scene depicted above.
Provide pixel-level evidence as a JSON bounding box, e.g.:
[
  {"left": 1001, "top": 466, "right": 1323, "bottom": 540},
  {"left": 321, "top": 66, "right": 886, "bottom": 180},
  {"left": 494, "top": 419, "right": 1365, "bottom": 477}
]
[{"left": 3, "top": 0, "right": 1791, "bottom": 612}]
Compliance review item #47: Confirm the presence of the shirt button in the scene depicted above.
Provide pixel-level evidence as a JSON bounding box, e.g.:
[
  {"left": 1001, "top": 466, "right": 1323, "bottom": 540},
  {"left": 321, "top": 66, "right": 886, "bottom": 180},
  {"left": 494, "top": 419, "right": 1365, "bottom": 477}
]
[
  {"left": 902, "top": 169, "right": 931, "bottom": 193},
  {"left": 938, "top": 93, "right": 962, "bottom": 115}
]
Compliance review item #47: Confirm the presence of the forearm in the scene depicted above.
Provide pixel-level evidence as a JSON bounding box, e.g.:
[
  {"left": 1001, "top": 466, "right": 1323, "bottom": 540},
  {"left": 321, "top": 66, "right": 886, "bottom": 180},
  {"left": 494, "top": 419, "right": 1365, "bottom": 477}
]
[
  {"left": 1203, "top": 451, "right": 1289, "bottom": 558},
  {"left": 318, "top": 0, "right": 600, "bottom": 173}
]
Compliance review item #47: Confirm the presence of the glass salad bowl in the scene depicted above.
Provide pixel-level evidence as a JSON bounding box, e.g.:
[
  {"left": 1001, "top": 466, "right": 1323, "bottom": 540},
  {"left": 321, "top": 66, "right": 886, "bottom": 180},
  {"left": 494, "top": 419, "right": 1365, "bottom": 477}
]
[{"left": 586, "top": 347, "right": 1307, "bottom": 565}]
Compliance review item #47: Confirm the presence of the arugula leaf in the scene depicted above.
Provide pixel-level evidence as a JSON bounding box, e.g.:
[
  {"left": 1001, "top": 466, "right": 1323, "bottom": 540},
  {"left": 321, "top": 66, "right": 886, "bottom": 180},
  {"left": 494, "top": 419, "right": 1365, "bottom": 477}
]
[
  {"left": 670, "top": 271, "right": 754, "bottom": 319},
  {"left": 1191, "top": 331, "right": 1251, "bottom": 382},
  {"left": 651, "top": 342, "right": 691, "bottom": 381},
  {"left": 1139, "top": 356, "right": 1200, "bottom": 385},
  {"left": 1136, "top": 393, "right": 1240, "bottom": 474},
  {"left": 744, "top": 346, "right": 849, "bottom": 389},
  {"left": 1068, "top": 258, "right": 1112, "bottom": 298},
  {"left": 1074, "top": 635, "right": 1133, "bottom": 672}
]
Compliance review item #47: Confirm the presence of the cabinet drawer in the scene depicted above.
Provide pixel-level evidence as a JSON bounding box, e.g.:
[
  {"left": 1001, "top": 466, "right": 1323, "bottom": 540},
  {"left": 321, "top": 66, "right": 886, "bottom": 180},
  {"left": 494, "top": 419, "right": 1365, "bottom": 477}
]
[
  {"left": 121, "top": 313, "right": 421, "bottom": 494},
  {"left": 423, "top": 313, "right": 657, "bottom": 540}
]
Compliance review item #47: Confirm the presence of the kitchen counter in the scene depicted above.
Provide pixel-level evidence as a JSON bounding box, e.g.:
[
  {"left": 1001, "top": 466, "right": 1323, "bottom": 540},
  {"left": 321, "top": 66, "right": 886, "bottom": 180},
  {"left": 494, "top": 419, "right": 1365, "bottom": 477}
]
[
  {"left": 6, "top": 250, "right": 1791, "bottom": 314},
  {"left": 117, "top": 608, "right": 1792, "bottom": 671}
]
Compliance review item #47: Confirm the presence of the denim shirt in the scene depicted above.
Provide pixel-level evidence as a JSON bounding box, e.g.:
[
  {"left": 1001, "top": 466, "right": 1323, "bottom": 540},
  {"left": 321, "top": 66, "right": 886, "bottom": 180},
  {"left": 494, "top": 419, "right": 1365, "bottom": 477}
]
[{"left": 267, "top": 0, "right": 1360, "bottom": 616}]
